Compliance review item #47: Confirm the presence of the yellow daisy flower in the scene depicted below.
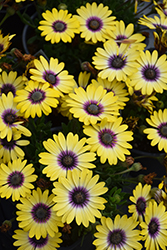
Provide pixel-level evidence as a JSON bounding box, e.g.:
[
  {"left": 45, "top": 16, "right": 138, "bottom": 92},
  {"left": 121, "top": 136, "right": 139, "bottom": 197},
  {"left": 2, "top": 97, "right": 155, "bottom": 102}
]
[
  {"left": 0, "top": 31, "right": 15, "bottom": 55},
  {"left": 16, "top": 187, "right": 63, "bottom": 240},
  {"left": 0, "top": 130, "right": 29, "bottom": 163},
  {"left": 38, "top": 8, "right": 80, "bottom": 44},
  {"left": 138, "top": 13, "right": 167, "bottom": 30},
  {"left": 83, "top": 117, "right": 133, "bottom": 165},
  {"left": 29, "top": 56, "right": 75, "bottom": 96},
  {"left": 75, "top": 2, "right": 116, "bottom": 43},
  {"left": 128, "top": 182, "right": 152, "bottom": 222},
  {"left": 39, "top": 132, "right": 96, "bottom": 181},
  {"left": 14, "top": 80, "right": 59, "bottom": 118},
  {"left": 91, "top": 77, "right": 129, "bottom": 109},
  {"left": 0, "top": 71, "right": 25, "bottom": 96},
  {"left": 144, "top": 109, "right": 167, "bottom": 152},
  {"left": 0, "top": 158, "right": 37, "bottom": 201},
  {"left": 103, "top": 20, "right": 146, "bottom": 51},
  {"left": 13, "top": 229, "right": 62, "bottom": 250},
  {"left": 92, "top": 40, "right": 140, "bottom": 82},
  {"left": 52, "top": 169, "right": 108, "bottom": 227},
  {"left": 140, "top": 201, "right": 167, "bottom": 250},
  {"left": 66, "top": 83, "right": 120, "bottom": 125},
  {"left": 129, "top": 50, "right": 167, "bottom": 95},
  {"left": 0, "top": 92, "right": 31, "bottom": 141},
  {"left": 93, "top": 215, "right": 142, "bottom": 250}
]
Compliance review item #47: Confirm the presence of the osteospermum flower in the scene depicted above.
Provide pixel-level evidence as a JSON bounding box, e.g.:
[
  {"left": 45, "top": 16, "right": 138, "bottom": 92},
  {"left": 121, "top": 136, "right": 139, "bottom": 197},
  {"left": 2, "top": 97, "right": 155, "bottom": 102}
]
[
  {"left": 0, "top": 92, "right": 31, "bottom": 141},
  {"left": 66, "top": 84, "right": 120, "bottom": 125},
  {"left": 38, "top": 8, "right": 80, "bottom": 44},
  {"left": 129, "top": 50, "right": 167, "bottom": 95},
  {"left": 0, "top": 158, "right": 37, "bottom": 201},
  {"left": 144, "top": 109, "right": 167, "bottom": 152},
  {"left": 14, "top": 80, "right": 59, "bottom": 118},
  {"left": 75, "top": 2, "right": 116, "bottom": 43},
  {"left": 0, "top": 130, "right": 30, "bottom": 163},
  {"left": 13, "top": 229, "right": 62, "bottom": 250},
  {"left": 140, "top": 201, "right": 167, "bottom": 250},
  {"left": 39, "top": 132, "right": 96, "bottom": 181},
  {"left": 52, "top": 169, "right": 108, "bottom": 227},
  {"left": 92, "top": 40, "right": 139, "bottom": 82},
  {"left": 138, "top": 13, "right": 167, "bottom": 30},
  {"left": 0, "top": 31, "right": 15, "bottom": 55},
  {"left": 16, "top": 187, "right": 63, "bottom": 240},
  {"left": 30, "top": 56, "right": 75, "bottom": 96},
  {"left": 0, "top": 71, "right": 25, "bottom": 96},
  {"left": 93, "top": 215, "right": 142, "bottom": 250},
  {"left": 103, "top": 20, "right": 146, "bottom": 50},
  {"left": 91, "top": 77, "right": 129, "bottom": 109},
  {"left": 128, "top": 182, "right": 152, "bottom": 222},
  {"left": 83, "top": 117, "right": 133, "bottom": 165}
]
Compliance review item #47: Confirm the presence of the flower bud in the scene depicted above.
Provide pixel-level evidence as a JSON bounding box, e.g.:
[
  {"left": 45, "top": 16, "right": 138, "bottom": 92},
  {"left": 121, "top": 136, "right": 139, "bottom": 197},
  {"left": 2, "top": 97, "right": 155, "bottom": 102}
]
[{"left": 58, "top": 3, "right": 67, "bottom": 10}]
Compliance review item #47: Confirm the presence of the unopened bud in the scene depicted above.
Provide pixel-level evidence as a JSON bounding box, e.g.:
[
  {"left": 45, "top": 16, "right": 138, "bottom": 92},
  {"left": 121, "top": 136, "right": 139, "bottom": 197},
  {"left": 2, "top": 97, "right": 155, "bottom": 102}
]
[
  {"left": 58, "top": 3, "right": 67, "bottom": 10},
  {"left": 130, "top": 162, "right": 143, "bottom": 172}
]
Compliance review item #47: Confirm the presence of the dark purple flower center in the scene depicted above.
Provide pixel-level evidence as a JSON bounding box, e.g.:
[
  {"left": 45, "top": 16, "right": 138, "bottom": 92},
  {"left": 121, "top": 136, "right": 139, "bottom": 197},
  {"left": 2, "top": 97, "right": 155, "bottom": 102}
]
[
  {"left": 153, "top": 23, "right": 167, "bottom": 30},
  {"left": 87, "top": 17, "right": 103, "bottom": 32},
  {"left": 108, "top": 229, "right": 126, "bottom": 247},
  {"left": 43, "top": 71, "right": 59, "bottom": 87},
  {"left": 28, "top": 89, "right": 46, "bottom": 104},
  {"left": 84, "top": 101, "right": 103, "bottom": 116},
  {"left": 31, "top": 203, "right": 51, "bottom": 223},
  {"left": 136, "top": 197, "right": 146, "bottom": 215},
  {"left": 1, "top": 84, "right": 16, "bottom": 96},
  {"left": 158, "top": 123, "right": 167, "bottom": 139},
  {"left": 142, "top": 65, "right": 160, "bottom": 81},
  {"left": 69, "top": 186, "right": 89, "bottom": 207},
  {"left": 1, "top": 136, "right": 15, "bottom": 150},
  {"left": 29, "top": 235, "right": 48, "bottom": 248},
  {"left": 98, "top": 129, "right": 117, "bottom": 148},
  {"left": 116, "top": 35, "right": 127, "bottom": 46},
  {"left": 109, "top": 55, "right": 126, "bottom": 70},
  {"left": 0, "top": 44, "right": 4, "bottom": 52},
  {"left": 52, "top": 20, "right": 67, "bottom": 32},
  {"left": 58, "top": 150, "right": 78, "bottom": 170},
  {"left": 7, "top": 171, "right": 24, "bottom": 188},
  {"left": 2, "top": 109, "right": 17, "bottom": 125},
  {"left": 148, "top": 217, "right": 160, "bottom": 238}
]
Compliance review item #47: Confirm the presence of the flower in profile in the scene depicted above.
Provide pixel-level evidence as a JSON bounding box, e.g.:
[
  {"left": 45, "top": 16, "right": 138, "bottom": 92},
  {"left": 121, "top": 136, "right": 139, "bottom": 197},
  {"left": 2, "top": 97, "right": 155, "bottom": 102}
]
[
  {"left": 103, "top": 20, "right": 146, "bottom": 50},
  {"left": 16, "top": 187, "right": 63, "bottom": 239},
  {"left": 14, "top": 80, "right": 59, "bottom": 118},
  {"left": 38, "top": 8, "right": 80, "bottom": 44},
  {"left": 0, "top": 158, "right": 37, "bottom": 201},
  {"left": 0, "top": 129, "right": 30, "bottom": 163},
  {"left": 66, "top": 83, "right": 120, "bottom": 125},
  {"left": 138, "top": 13, "right": 167, "bottom": 30},
  {"left": 29, "top": 56, "right": 75, "bottom": 96},
  {"left": 39, "top": 132, "right": 96, "bottom": 181},
  {"left": 128, "top": 182, "right": 152, "bottom": 222},
  {"left": 0, "top": 92, "right": 32, "bottom": 141},
  {"left": 92, "top": 40, "right": 139, "bottom": 82},
  {"left": 129, "top": 50, "right": 167, "bottom": 95},
  {"left": 0, "top": 71, "right": 25, "bottom": 96},
  {"left": 13, "top": 229, "right": 62, "bottom": 250},
  {"left": 83, "top": 117, "right": 133, "bottom": 165},
  {"left": 0, "top": 31, "right": 15, "bottom": 55},
  {"left": 75, "top": 2, "right": 116, "bottom": 43},
  {"left": 52, "top": 169, "right": 108, "bottom": 227},
  {"left": 91, "top": 77, "right": 129, "bottom": 109},
  {"left": 93, "top": 215, "right": 142, "bottom": 250},
  {"left": 140, "top": 200, "right": 167, "bottom": 250},
  {"left": 144, "top": 109, "right": 167, "bottom": 152}
]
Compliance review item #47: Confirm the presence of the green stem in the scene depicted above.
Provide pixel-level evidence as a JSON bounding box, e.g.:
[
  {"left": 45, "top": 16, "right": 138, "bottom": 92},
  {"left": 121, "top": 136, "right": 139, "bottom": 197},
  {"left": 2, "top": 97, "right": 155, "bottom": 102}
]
[
  {"left": 0, "top": 13, "right": 10, "bottom": 26},
  {"left": 16, "top": 11, "right": 36, "bottom": 28}
]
